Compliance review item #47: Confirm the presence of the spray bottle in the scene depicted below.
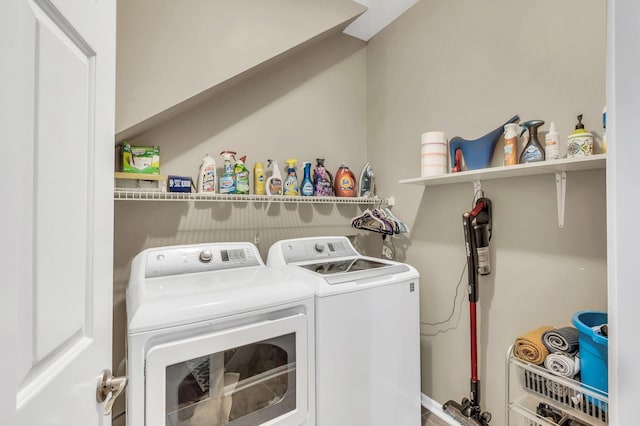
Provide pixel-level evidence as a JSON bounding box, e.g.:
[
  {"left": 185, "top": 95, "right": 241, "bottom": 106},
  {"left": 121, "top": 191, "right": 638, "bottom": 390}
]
[
  {"left": 301, "top": 162, "right": 314, "bottom": 196},
  {"left": 219, "top": 151, "right": 236, "bottom": 194},
  {"left": 197, "top": 153, "right": 217, "bottom": 193},
  {"left": 254, "top": 161, "right": 266, "bottom": 195},
  {"left": 283, "top": 159, "right": 299, "bottom": 196},
  {"left": 266, "top": 159, "right": 283, "bottom": 196},
  {"left": 313, "top": 158, "right": 333, "bottom": 196},
  {"left": 234, "top": 155, "right": 250, "bottom": 194},
  {"left": 518, "top": 120, "right": 545, "bottom": 164}
]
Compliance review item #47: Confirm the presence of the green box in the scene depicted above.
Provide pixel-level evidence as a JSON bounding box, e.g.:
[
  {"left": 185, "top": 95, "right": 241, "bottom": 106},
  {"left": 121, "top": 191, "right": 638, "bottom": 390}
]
[{"left": 122, "top": 143, "right": 160, "bottom": 174}]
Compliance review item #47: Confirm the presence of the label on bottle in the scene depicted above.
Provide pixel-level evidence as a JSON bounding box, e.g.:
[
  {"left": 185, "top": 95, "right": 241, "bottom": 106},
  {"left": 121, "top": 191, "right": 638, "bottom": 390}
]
[
  {"left": 284, "top": 176, "right": 299, "bottom": 196},
  {"left": 201, "top": 168, "right": 216, "bottom": 192},
  {"left": 567, "top": 135, "right": 593, "bottom": 158},
  {"left": 219, "top": 175, "right": 235, "bottom": 194},
  {"left": 545, "top": 139, "right": 560, "bottom": 160},
  {"left": 522, "top": 145, "right": 543, "bottom": 163},
  {"left": 339, "top": 176, "right": 354, "bottom": 192},
  {"left": 504, "top": 137, "right": 517, "bottom": 166},
  {"left": 301, "top": 181, "right": 314, "bottom": 196},
  {"left": 235, "top": 171, "right": 249, "bottom": 194},
  {"left": 314, "top": 168, "right": 333, "bottom": 196}
]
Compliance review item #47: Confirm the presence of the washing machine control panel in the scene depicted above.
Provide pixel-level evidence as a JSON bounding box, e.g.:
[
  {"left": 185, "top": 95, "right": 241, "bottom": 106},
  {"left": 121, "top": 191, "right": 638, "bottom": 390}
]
[
  {"left": 144, "top": 243, "right": 262, "bottom": 278},
  {"left": 281, "top": 237, "right": 357, "bottom": 263}
]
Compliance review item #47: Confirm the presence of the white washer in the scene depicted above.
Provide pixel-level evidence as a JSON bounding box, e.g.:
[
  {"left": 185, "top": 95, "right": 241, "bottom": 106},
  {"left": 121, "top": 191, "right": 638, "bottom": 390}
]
[
  {"left": 267, "top": 237, "right": 421, "bottom": 426},
  {"left": 126, "top": 242, "right": 315, "bottom": 426}
]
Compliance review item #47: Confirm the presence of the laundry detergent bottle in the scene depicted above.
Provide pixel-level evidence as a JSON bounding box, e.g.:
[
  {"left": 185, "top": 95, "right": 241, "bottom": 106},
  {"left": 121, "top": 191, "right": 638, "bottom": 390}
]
[
  {"left": 234, "top": 155, "right": 250, "bottom": 194},
  {"left": 301, "top": 162, "right": 314, "bottom": 196},
  {"left": 334, "top": 163, "right": 356, "bottom": 197},
  {"left": 266, "top": 159, "right": 283, "bottom": 195},
  {"left": 197, "top": 153, "right": 217, "bottom": 193},
  {"left": 283, "top": 159, "right": 299, "bottom": 196},
  {"left": 313, "top": 158, "right": 333, "bottom": 196},
  {"left": 219, "top": 151, "right": 237, "bottom": 194}
]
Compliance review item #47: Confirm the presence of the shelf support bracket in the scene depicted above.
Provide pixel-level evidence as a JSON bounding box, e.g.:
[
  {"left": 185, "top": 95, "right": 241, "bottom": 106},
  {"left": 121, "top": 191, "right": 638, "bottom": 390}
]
[
  {"left": 555, "top": 171, "right": 567, "bottom": 228},
  {"left": 473, "top": 180, "right": 482, "bottom": 196}
]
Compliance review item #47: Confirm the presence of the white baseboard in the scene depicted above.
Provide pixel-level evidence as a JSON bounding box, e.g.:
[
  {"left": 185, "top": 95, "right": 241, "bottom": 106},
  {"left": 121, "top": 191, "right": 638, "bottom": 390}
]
[{"left": 421, "top": 393, "right": 462, "bottom": 425}]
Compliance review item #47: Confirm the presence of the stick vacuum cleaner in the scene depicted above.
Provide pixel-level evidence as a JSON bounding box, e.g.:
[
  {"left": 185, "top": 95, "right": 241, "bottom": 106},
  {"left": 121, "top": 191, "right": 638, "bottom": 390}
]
[{"left": 443, "top": 197, "right": 493, "bottom": 426}]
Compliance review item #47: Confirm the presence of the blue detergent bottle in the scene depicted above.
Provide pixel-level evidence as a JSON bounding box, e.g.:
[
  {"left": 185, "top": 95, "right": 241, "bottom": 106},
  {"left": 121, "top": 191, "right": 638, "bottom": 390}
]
[{"left": 301, "top": 162, "right": 314, "bottom": 196}]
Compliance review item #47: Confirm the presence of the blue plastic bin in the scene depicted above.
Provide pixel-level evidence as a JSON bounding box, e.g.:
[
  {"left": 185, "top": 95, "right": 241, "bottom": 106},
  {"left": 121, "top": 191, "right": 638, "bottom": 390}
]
[{"left": 572, "top": 311, "right": 608, "bottom": 393}]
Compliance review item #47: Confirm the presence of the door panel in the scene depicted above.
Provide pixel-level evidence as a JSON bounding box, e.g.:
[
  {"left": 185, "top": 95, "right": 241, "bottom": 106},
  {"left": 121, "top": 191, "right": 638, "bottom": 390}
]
[{"left": 12, "top": 0, "right": 115, "bottom": 424}]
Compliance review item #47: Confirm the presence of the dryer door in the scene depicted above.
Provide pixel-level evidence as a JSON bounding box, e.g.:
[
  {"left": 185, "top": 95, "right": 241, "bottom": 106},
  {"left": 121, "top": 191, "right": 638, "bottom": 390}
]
[{"left": 145, "top": 314, "right": 308, "bottom": 426}]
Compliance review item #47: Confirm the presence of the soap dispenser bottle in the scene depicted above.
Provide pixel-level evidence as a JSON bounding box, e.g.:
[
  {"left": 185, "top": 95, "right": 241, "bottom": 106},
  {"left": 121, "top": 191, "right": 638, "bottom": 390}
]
[
  {"left": 266, "top": 159, "right": 283, "bottom": 195},
  {"left": 301, "top": 162, "right": 314, "bottom": 196},
  {"left": 313, "top": 158, "right": 333, "bottom": 196},
  {"left": 283, "top": 159, "right": 299, "bottom": 196},
  {"left": 566, "top": 114, "right": 593, "bottom": 158},
  {"left": 197, "top": 153, "right": 217, "bottom": 193},
  {"left": 219, "top": 151, "right": 237, "bottom": 194},
  {"left": 518, "top": 120, "right": 545, "bottom": 163}
]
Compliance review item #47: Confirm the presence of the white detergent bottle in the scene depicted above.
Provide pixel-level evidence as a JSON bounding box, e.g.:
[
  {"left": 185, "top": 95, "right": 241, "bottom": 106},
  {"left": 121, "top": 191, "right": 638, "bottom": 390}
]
[
  {"left": 197, "top": 153, "right": 217, "bottom": 193},
  {"left": 266, "top": 159, "right": 283, "bottom": 195}
]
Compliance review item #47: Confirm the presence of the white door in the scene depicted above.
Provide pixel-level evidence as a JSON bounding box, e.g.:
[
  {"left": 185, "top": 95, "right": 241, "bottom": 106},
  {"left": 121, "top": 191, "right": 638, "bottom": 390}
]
[{"left": 2, "top": 0, "right": 116, "bottom": 424}]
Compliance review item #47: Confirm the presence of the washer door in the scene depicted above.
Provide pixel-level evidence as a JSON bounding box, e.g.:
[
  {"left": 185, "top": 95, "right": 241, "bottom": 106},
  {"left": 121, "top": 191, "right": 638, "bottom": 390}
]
[{"left": 145, "top": 314, "right": 308, "bottom": 426}]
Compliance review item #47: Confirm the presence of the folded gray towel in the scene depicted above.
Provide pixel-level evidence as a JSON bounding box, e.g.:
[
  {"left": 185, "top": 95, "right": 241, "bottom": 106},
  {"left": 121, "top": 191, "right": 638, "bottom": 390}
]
[{"left": 542, "top": 327, "right": 580, "bottom": 354}]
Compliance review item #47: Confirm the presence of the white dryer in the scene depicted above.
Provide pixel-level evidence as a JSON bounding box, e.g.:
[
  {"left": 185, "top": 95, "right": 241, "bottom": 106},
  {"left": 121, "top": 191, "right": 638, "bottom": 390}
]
[
  {"left": 126, "top": 242, "right": 315, "bottom": 426},
  {"left": 267, "top": 237, "right": 421, "bottom": 426}
]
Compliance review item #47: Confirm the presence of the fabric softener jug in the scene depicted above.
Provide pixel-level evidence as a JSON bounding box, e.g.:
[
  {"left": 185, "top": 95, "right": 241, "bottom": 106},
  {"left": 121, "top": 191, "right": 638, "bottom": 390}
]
[
  {"left": 334, "top": 163, "right": 356, "bottom": 197},
  {"left": 313, "top": 158, "right": 333, "bottom": 196}
]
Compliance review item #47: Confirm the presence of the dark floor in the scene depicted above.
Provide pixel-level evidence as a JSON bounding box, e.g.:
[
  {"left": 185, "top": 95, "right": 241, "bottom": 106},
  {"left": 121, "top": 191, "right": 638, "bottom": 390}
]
[{"left": 422, "top": 405, "right": 454, "bottom": 426}]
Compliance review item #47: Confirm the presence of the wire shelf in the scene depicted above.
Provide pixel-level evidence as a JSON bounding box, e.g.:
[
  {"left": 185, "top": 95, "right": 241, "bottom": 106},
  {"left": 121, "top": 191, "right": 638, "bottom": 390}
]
[
  {"left": 114, "top": 190, "right": 388, "bottom": 205},
  {"left": 507, "top": 345, "right": 608, "bottom": 425}
]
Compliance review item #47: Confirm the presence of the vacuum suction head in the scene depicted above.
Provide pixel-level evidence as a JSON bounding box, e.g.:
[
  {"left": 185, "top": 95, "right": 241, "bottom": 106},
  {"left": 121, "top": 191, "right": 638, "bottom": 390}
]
[{"left": 443, "top": 399, "right": 491, "bottom": 426}]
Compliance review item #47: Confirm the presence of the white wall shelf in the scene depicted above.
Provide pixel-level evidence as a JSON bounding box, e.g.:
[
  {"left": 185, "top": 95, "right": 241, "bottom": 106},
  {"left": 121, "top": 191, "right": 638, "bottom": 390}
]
[
  {"left": 399, "top": 154, "right": 606, "bottom": 227},
  {"left": 114, "top": 191, "right": 388, "bottom": 206}
]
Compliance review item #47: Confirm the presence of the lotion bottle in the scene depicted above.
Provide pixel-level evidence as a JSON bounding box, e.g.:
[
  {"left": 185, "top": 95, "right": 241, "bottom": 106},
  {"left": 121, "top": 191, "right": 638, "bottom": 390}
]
[
  {"left": 545, "top": 122, "right": 560, "bottom": 160},
  {"left": 197, "top": 153, "right": 217, "bottom": 193}
]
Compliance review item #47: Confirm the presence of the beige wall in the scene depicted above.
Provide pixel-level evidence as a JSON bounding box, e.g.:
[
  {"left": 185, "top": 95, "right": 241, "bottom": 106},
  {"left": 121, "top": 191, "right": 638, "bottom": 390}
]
[
  {"left": 112, "top": 33, "right": 369, "bottom": 423},
  {"left": 366, "top": 0, "right": 607, "bottom": 421},
  {"left": 116, "top": 0, "right": 365, "bottom": 137}
]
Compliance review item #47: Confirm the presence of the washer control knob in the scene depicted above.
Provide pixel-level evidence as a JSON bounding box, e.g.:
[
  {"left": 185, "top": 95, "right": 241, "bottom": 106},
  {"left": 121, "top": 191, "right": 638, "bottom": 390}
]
[
  {"left": 199, "top": 250, "right": 213, "bottom": 263},
  {"left": 314, "top": 243, "right": 325, "bottom": 253}
]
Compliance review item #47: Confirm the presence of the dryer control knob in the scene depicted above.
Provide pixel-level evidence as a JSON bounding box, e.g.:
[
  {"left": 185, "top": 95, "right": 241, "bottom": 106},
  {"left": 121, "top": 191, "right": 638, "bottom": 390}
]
[
  {"left": 314, "top": 243, "right": 325, "bottom": 253},
  {"left": 199, "top": 250, "right": 213, "bottom": 263}
]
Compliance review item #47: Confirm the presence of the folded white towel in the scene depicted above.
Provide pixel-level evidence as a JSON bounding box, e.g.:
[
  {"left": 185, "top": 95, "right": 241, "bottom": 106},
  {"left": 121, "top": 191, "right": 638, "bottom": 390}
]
[{"left": 544, "top": 352, "right": 580, "bottom": 377}]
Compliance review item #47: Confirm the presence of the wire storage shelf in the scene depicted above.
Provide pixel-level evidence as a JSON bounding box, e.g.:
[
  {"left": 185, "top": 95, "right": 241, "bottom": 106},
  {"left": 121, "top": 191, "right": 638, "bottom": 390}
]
[
  {"left": 114, "top": 190, "right": 388, "bottom": 205},
  {"left": 506, "top": 345, "right": 608, "bottom": 426}
]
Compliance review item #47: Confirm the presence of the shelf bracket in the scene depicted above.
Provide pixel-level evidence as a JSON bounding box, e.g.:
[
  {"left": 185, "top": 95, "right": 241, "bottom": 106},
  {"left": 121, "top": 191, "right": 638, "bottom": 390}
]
[
  {"left": 473, "top": 180, "right": 482, "bottom": 196},
  {"left": 555, "top": 171, "right": 567, "bottom": 228}
]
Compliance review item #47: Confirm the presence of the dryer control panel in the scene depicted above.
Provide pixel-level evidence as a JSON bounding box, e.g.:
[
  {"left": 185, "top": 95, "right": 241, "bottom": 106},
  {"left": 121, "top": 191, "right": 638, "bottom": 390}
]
[
  {"left": 279, "top": 237, "right": 358, "bottom": 263},
  {"left": 142, "top": 242, "right": 262, "bottom": 278}
]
